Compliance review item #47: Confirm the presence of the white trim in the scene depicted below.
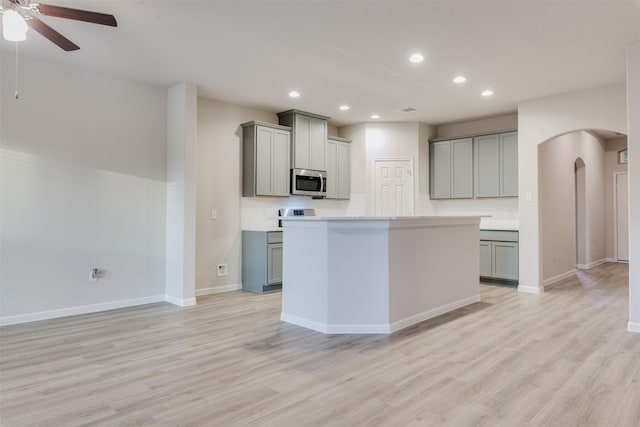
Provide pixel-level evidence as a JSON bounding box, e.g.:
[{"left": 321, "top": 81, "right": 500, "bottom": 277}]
[
  {"left": 605, "top": 258, "right": 629, "bottom": 264},
  {"left": 388, "top": 295, "right": 481, "bottom": 333},
  {"left": 0, "top": 295, "right": 165, "bottom": 326},
  {"left": 518, "top": 285, "right": 543, "bottom": 294},
  {"left": 196, "top": 283, "right": 242, "bottom": 296},
  {"left": 576, "top": 258, "right": 607, "bottom": 270},
  {"left": 281, "top": 295, "right": 480, "bottom": 335},
  {"left": 543, "top": 269, "right": 577, "bottom": 288},
  {"left": 164, "top": 295, "right": 197, "bottom": 307},
  {"left": 613, "top": 171, "right": 629, "bottom": 262},
  {"left": 280, "top": 313, "right": 338, "bottom": 334},
  {"left": 628, "top": 322, "right": 640, "bottom": 333}
]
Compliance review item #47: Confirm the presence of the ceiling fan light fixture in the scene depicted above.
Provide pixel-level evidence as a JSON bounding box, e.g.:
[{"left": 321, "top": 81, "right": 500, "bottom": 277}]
[{"left": 3, "top": 10, "right": 28, "bottom": 42}]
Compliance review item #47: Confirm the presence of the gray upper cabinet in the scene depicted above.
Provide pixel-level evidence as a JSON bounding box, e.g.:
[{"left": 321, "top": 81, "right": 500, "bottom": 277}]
[
  {"left": 278, "top": 110, "right": 329, "bottom": 171},
  {"left": 474, "top": 134, "right": 501, "bottom": 197},
  {"left": 326, "top": 136, "right": 351, "bottom": 199},
  {"left": 474, "top": 131, "right": 518, "bottom": 198},
  {"left": 430, "top": 141, "right": 452, "bottom": 199},
  {"left": 500, "top": 132, "right": 518, "bottom": 197},
  {"left": 430, "top": 138, "right": 473, "bottom": 199},
  {"left": 242, "top": 121, "right": 291, "bottom": 197},
  {"left": 451, "top": 138, "right": 473, "bottom": 198}
]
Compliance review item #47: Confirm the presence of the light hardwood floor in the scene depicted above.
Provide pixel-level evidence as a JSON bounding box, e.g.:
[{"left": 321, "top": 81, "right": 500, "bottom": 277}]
[{"left": 1, "top": 263, "right": 638, "bottom": 426}]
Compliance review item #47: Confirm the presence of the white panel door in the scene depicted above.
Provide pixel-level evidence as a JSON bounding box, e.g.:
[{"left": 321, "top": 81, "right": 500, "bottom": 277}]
[
  {"left": 616, "top": 172, "right": 629, "bottom": 261},
  {"left": 374, "top": 159, "right": 414, "bottom": 216}
]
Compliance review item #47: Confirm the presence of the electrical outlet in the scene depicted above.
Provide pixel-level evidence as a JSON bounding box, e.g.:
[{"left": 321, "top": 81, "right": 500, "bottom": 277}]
[{"left": 216, "top": 264, "right": 228, "bottom": 277}]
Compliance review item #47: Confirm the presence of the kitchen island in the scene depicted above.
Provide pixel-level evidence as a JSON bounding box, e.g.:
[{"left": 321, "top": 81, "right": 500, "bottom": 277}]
[{"left": 280, "top": 216, "right": 482, "bottom": 334}]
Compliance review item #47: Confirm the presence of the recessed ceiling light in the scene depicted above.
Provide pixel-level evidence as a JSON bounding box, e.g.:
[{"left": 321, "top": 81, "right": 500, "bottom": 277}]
[
  {"left": 453, "top": 76, "right": 467, "bottom": 84},
  {"left": 339, "top": 105, "right": 350, "bottom": 111},
  {"left": 288, "top": 91, "right": 300, "bottom": 98},
  {"left": 370, "top": 114, "right": 380, "bottom": 119},
  {"left": 409, "top": 53, "right": 424, "bottom": 63},
  {"left": 481, "top": 89, "right": 494, "bottom": 97}
]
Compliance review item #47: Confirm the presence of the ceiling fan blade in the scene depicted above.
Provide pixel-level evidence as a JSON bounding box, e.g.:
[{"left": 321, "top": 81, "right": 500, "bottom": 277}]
[
  {"left": 27, "top": 17, "right": 80, "bottom": 51},
  {"left": 35, "top": 4, "right": 117, "bottom": 27}
]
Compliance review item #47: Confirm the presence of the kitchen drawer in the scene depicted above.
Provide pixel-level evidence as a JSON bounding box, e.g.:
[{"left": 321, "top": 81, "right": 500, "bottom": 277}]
[
  {"left": 267, "top": 231, "right": 283, "bottom": 244},
  {"left": 480, "top": 230, "right": 518, "bottom": 242}
]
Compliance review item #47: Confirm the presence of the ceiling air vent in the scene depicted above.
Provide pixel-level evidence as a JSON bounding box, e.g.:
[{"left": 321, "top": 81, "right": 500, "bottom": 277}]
[{"left": 398, "top": 107, "right": 416, "bottom": 113}]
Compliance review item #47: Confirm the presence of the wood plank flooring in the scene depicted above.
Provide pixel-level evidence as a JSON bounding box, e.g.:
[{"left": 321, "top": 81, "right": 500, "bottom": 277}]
[{"left": 1, "top": 262, "right": 638, "bottom": 426}]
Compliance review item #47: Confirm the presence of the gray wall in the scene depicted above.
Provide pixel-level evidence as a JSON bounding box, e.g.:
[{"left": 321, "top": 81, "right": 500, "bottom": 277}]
[{"left": 1, "top": 56, "right": 168, "bottom": 321}]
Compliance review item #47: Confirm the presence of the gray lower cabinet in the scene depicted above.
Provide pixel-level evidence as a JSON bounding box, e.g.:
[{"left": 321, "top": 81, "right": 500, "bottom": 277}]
[
  {"left": 326, "top": 136, "right": 351, "bottom": 199},
  {"left": 242, "top": 121, "right": 291, "bottom": 197},
  {"left": 474, "top": 131, "right": 518, "bottom": 198},
  {"left": 480, "top": 230, "right": 519, "bottom": 282},
  {"left": 430, "top": 137, "right": 473, "bottom": 199},
  {"left": 242, "top": 231, "right": 283, "bottom": 293},
  {"left": 277, "top": 109, "right": 329, "bottom": 171}
]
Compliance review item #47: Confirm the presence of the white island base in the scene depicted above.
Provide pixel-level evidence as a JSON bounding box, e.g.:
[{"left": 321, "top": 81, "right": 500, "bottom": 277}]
[{"left": 280, "top": 216, "right": 482, "bottom": 334}]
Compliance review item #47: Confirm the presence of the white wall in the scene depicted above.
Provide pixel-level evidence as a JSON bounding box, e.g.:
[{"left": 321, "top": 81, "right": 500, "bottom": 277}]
[
  {"left": 517, "top": 83, "right": 627, "bottom": 294},
  {"left": 604, "top": 137, "right": 628, "bottom": 260},
  {"left": 539, "top": 131, "right": 606, "bottom": 281},
  {"left": 165, "top": 83, "right": 198, "bottom": 306},
  {"left": 0, "top": 56, "right": 168, "bottom": 324},
  {"left": 339, "top": 122, "right": 437, "bottom": 216},
  {"left": 436, "top": 114, "right": 518, "bottom": 139},
  {"left": 627, "top": 41, "right": 640, "bottom": 333},
  {"left": 196, "top": 98, "right": 351, "bottom": 294}
]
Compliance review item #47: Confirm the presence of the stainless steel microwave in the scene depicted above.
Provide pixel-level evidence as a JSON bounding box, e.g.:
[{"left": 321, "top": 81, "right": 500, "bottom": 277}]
[{"left": 291, "top": 168, "right": 326, "bottom": 197}]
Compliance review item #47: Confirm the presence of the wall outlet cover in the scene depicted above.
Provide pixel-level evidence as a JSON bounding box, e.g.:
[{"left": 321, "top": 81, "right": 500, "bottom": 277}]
[{"left": 216, "top": 264, "right": 228, "bottom": 277}]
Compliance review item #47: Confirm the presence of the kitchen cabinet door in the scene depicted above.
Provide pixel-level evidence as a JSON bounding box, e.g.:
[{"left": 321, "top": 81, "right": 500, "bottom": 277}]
[
  {"left": 451, "top": 138, "right": 473, "bottom": 198},
  {"left": 474, "top": 134, "right": 501, "bottom": 197},
  {"left": 267, "top": 243, "right": 283, "bottom": 285},
  {"left": 479, "top": 241, "right": 492, "bottom": 277},
  {"left": 500, "top": 132, "right": 518, "bottom": 197},
  {"left": 492, "top": 241, "right": 519, "bottom": 280},
  {"left": 278, "top": 110, "right": 330, "bottom": 171},
  {"left": 310, "top": 117, "right": 327, "bottom": 171},
  {"left": 326, "top": 137, "right": 351, "bottom": 199},
  {"left": 430, "top": 140, "right": 452, "bottom": 199},
  {"left": 337, "top": 141, "right": 351, "bottom": 199},
  {"left": 293, "top": 114, "right": 311, "bottom": 169},
  {"left": 272, "top": 129, "right": 291, "bottom": 196}
]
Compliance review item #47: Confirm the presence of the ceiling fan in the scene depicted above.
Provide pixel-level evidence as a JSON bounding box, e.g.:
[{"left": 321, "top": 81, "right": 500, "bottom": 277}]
[{"left": 1, "top": 0, "right": 117, "bottom": 51}]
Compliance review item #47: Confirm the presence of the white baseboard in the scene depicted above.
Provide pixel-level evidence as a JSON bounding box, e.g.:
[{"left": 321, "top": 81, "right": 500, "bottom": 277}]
[
  {"left": 281, "top": 294, "right": 481, "bottom": 335},
  {"left": 0, "top": 295, "right": 165, "bottom": 326},
  {"left": 518, "top": 285, "right": 543, "bottom": 294},
  {"left": 628, "top": 322, "right": 640, "bottom": 333},
  {"left": 164, "top": 295, "right": 197, "bottom": 307},
  {"left": 388, "top": 295, "right": 481, "bottom": 333},
  {"left": 576, "top": 258, "right": 607, "bottom": 270},
  {"left": 543, "top": 269, "right": 577, "bottom": 289},
  {"left": 196, "top": 283, "right": 242, "bottom": 296}
]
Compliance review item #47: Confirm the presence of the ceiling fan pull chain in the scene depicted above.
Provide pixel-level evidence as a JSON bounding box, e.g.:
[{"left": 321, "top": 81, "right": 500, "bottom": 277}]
[{"left": 14, "top": 41, "right": 20, "bottom": 100}]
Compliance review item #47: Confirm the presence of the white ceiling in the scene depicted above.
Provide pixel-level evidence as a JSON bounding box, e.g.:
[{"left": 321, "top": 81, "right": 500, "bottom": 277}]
[{"left": 2, "top": 0, "right": 640, "bottom": 127}]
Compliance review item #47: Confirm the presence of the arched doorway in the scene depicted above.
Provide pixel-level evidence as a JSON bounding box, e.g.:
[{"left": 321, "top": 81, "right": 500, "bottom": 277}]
[{"left": 538, "top": 129, "right": 627, "bottom": 286}]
